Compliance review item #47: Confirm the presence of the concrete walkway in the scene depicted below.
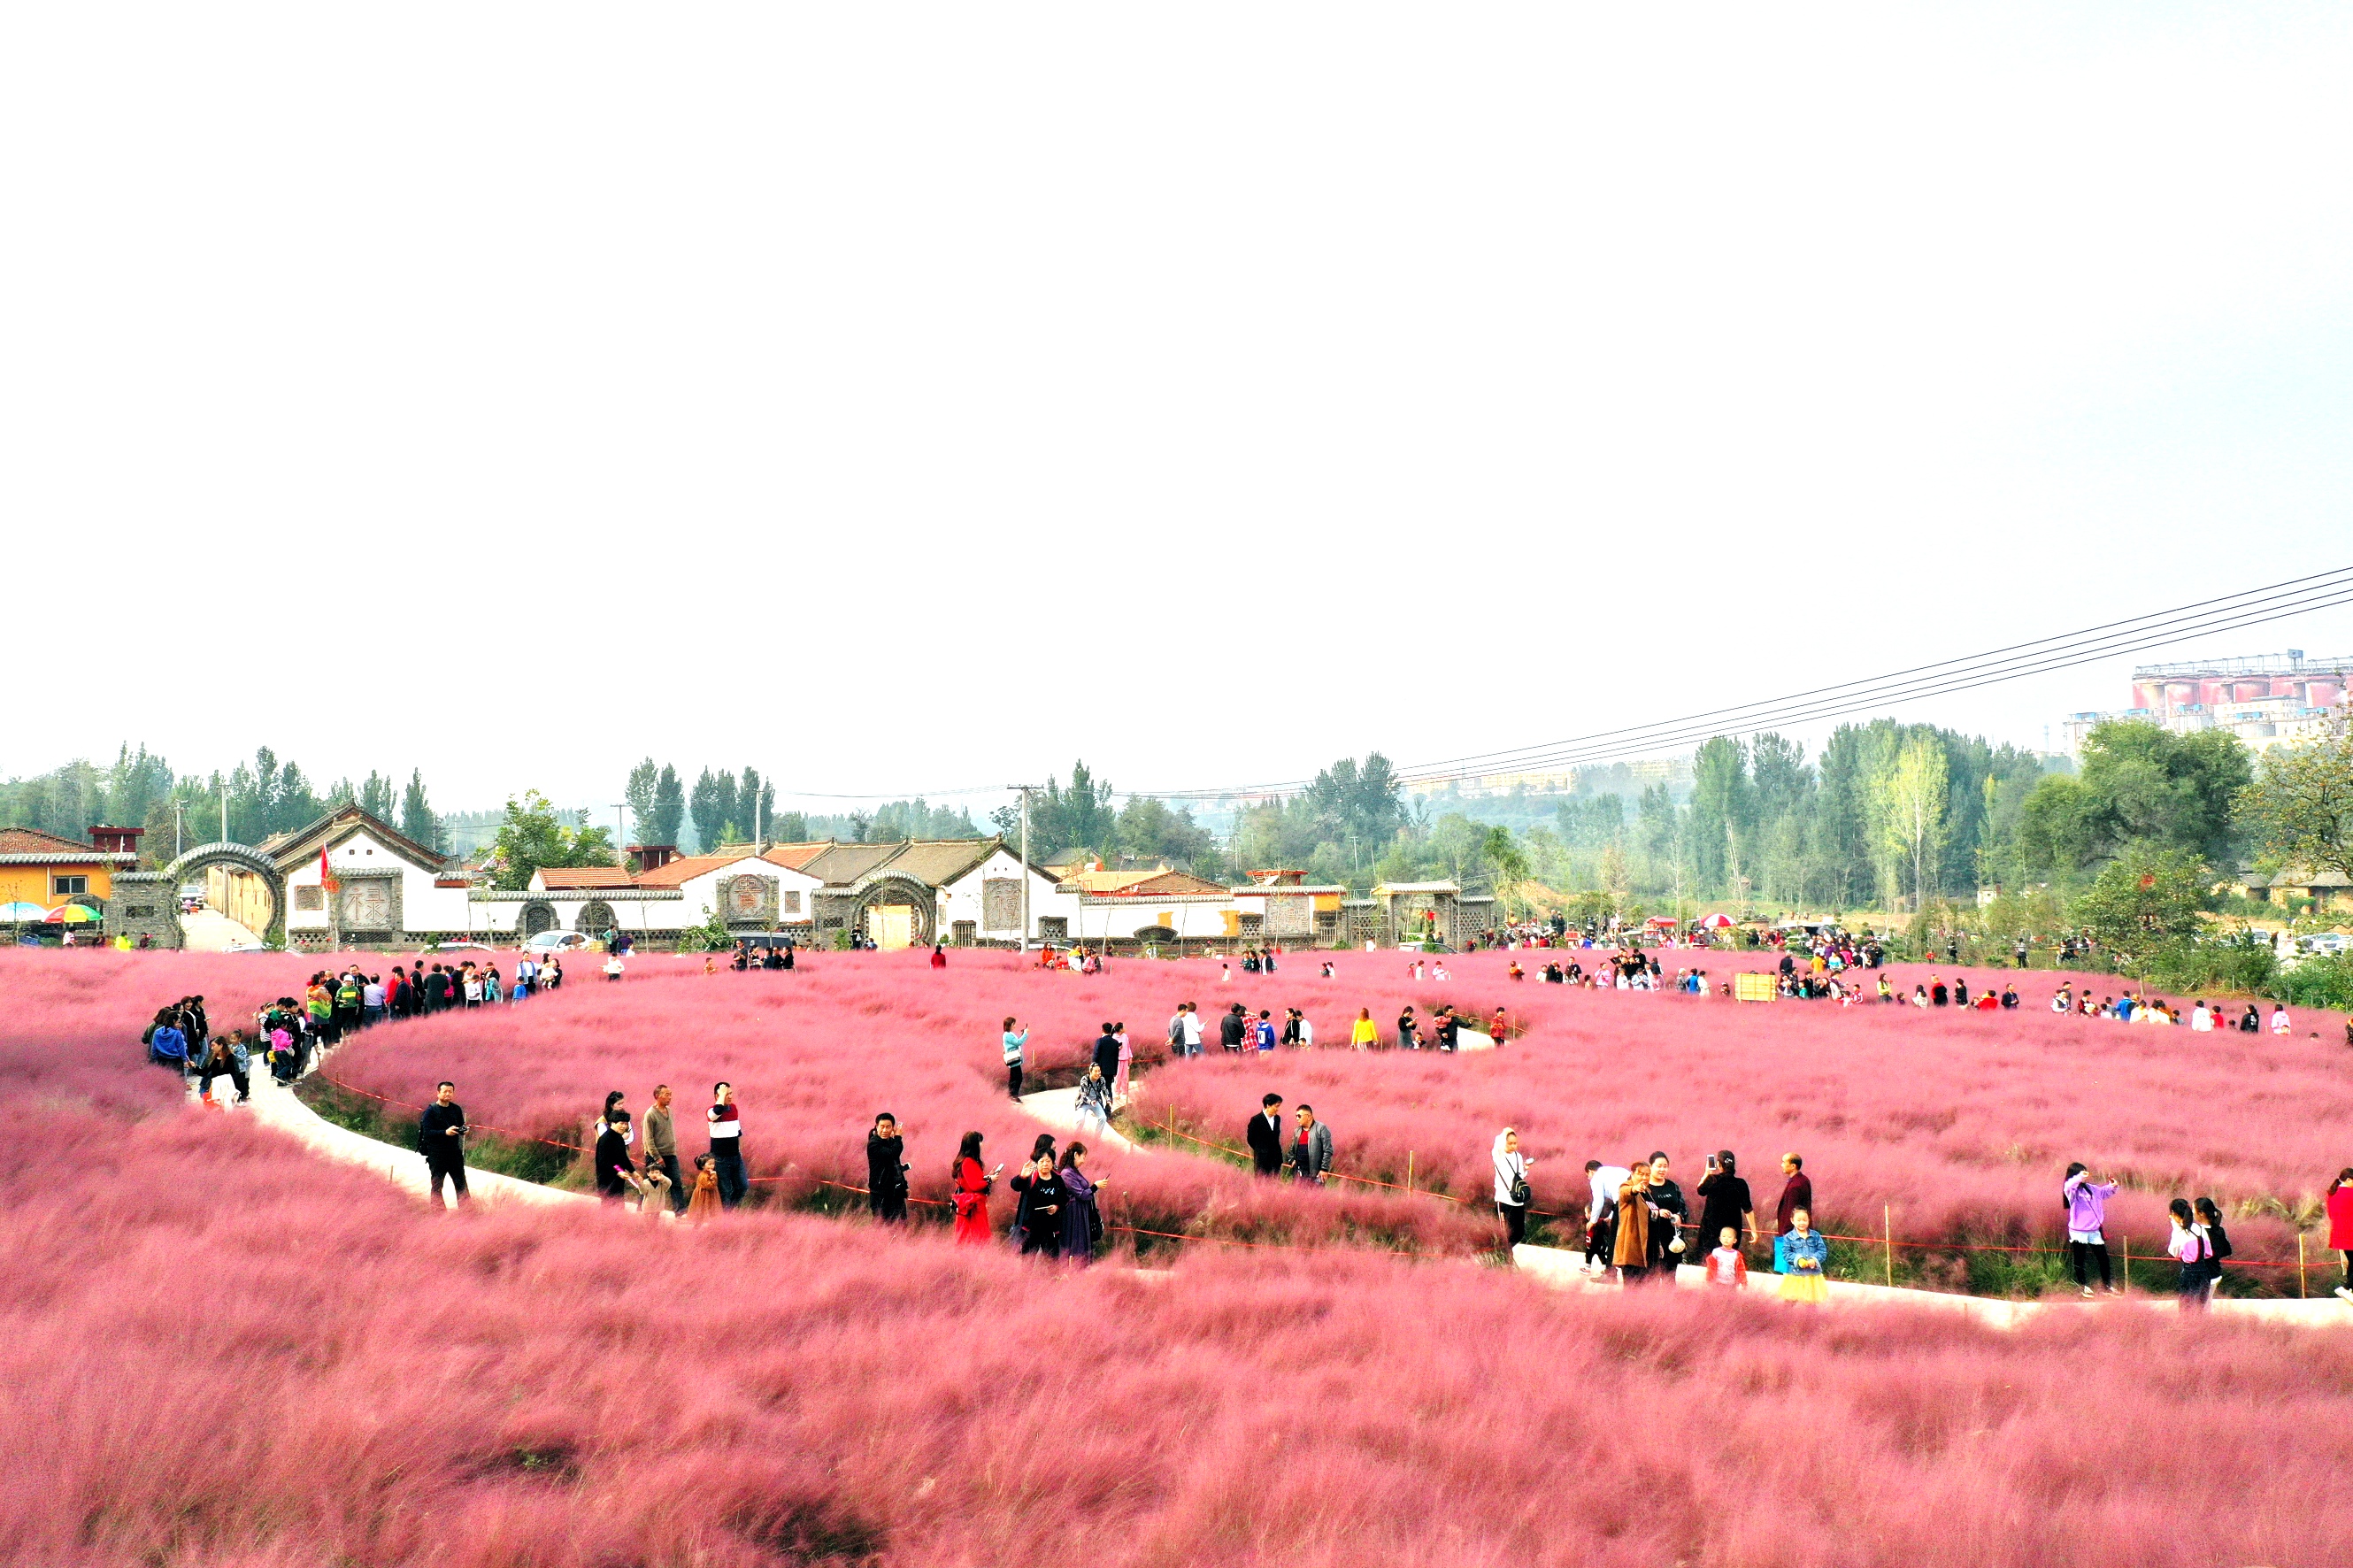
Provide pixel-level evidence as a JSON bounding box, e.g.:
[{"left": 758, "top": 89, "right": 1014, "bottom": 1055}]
[
  {"left": 1511, "top": 1241, "right": 2353, "bottom": 1328},
  {"left": 1016, "top": 1084, "right": 1138, "bottom": 1151},
  {"left": 181, "top": 907, "right": 265, "bottom": 952},
  {"left": 192, "top": 1057, "right": 590, "bottom": 1210}
]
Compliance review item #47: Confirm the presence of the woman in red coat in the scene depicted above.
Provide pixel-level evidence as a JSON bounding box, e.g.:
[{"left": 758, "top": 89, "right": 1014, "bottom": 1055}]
[
  {"left": 2329, "top": 1168, "right": 2353, "bottom": 1303},
  {"left": 952, "top": 1132, "right": 997, "bottom": 1245}
]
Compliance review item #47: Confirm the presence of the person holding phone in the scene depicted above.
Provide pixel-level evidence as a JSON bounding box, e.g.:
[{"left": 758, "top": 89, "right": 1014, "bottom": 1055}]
[
  {"left": 707, "top": 1083, "right": 745, "bottom": 1209},
  {"left": 951, "top": 1132, "right": 999, "bottom": 1245},
  {"left": 1011, "top": 1136, "right": 1065, "bottom": 1257}
]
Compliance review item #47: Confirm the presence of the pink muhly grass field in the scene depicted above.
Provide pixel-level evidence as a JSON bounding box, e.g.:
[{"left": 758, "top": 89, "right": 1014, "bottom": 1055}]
[
  {"left": 6, "top": 1093, "right": 2353, "bottom": 1568},
  {"left": 1138, "top": 952, "right": 2353, "bottom": 1274},
  {"left": 0, "top": 948, "right": 325, "bottom": 1115},
  {"left": 313, "top": 949, "right": 1494, "bottom": 1254}
]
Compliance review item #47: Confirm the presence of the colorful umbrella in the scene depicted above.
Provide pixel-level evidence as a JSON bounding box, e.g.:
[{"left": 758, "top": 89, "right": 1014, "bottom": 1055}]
[
  {"left": 0, "top": 902, "right": 47, "bottom": 922},
  {"left": 44, "top": 903, "right": 99, "bottom": 924},
  {"left": 1696, "top": 912, "right": 1734, "bottom": 929}
]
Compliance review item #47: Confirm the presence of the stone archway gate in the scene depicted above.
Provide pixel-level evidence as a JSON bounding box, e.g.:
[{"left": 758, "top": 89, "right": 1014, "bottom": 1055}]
[
  {"left": 844, "top": 872, "right": 938, "bottom": 950},
  {"left": 110, "top": 842, "right": 288, "bottom": 949}
]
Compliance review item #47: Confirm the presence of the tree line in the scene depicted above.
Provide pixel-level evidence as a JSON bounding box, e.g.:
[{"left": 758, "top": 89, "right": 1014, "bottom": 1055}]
[{"left": 0, "top": 745, "right": 443, "bottom": 865}]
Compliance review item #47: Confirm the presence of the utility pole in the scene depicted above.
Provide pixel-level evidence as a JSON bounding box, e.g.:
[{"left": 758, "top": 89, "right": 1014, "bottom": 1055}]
[
  {"left": 1010, "top": 785, "right": 1039, "bottom": 953},
  {"left": 174, "top": 799, "right": 183, "bottom": 859}
]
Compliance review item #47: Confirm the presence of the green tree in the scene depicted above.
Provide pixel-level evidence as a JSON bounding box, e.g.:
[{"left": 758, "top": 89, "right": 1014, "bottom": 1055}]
[
  {"left": 1872, "top": 733, "right": 1949, "bottom": 911},
  {"left": 490, "top": 790, "right": 618, "bottom": 891},
  {"left": 358, "top": 771, "right": 396, "bottom": 820},
  {"left": 1036, "top": 762, "right": 1118, "bottom": 857},
  {"left": 399, "top": 768, "right": 442, "bottom": 853},
  {"left": 624, "top": 758, "right": 660, "bottom": 843},
  {"left": 688, "top": 768, "right": 725, "bottom": 853},
  {"left": 1688, "top": 736, "right": 1751, "bottom": 894},
  {"left": 2026, "top": 721, "right": 2250, "bottom": 878},
  {"left": 2238, "top": 731, "right": 2353, "bottom": 881},
  {"left": 1482, "top": 825, "right": 1529, "bottom": 903},
  {"left": 2071, "top": 845, "right": 2210, "bottom": 961},
  {"left": 1115, "top": 796, "right": 1217, "bottom": 868},
  {"left": 650, "top": 765, "right": 686, "bottom": 848}
]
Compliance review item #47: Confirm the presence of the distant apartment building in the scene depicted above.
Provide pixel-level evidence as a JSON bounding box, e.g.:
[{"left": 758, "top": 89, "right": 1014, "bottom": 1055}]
[{"left": 2062, "top": 650, "right": 2349, "bottom": 756}]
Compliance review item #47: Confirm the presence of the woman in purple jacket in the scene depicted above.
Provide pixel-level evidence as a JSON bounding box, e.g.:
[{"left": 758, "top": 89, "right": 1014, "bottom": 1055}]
[{"left": 2063, "top": 1162, "right": 2120, "bottom": 1297}]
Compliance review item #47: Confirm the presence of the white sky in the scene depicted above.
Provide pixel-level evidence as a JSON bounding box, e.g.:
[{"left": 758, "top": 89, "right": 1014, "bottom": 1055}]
[{"left": 6, "top": 6, "right": 2352, "bottom": 818}]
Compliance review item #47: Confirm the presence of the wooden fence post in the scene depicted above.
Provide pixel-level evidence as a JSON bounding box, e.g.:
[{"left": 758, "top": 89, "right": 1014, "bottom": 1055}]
[
  {"left": 1884, "top": 1204, "right": 1894, "bottom": 1288},
  {"left": 2299, "top": 1231, "right": 2307, "bottom": 1299},
  {"left": 1407, "top": 1152, "right": 1414, "bottom": 1199}
]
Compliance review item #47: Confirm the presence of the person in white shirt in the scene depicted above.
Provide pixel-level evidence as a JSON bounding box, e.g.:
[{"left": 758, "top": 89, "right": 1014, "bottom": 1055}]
[
  {"left": 2190, "top": 1002, "right": 2212, "bottom": 1032},
  {"left": 2271, "top": 1005, "right": 2293, "bottom": 1035},
  {"left": 1584, "top": 1159, "right": 1633, "bottom": 1274},
  {"left": 1179, "top": 1005, "right": 1203, "bottom": 1058}
]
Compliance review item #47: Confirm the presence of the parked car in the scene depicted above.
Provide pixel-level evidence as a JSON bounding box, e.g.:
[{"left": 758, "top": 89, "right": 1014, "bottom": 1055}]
[{"left": 526, "top": 930, "right": 592, "bottom": 953}]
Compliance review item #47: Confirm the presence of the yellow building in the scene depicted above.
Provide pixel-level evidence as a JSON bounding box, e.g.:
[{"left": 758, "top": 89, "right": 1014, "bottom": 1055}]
[{"left": 0, "top": 826, "right": 141, "bottom": 911}]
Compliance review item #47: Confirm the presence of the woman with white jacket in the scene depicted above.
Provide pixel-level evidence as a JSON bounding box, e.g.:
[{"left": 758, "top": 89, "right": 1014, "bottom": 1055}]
[{"left": 1493, "top": 1127, "right": 1533, "bottom": 1250}]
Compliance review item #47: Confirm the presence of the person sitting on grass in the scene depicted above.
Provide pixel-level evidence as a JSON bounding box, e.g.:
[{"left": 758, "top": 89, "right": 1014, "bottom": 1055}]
[{"left": 1773, "top": 1210, "right": 1828, "bottom": 1303}]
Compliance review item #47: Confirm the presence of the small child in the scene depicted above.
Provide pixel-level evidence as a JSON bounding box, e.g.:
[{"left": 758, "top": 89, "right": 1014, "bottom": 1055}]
[{"left": 1705, "top": 1226, "right": 1748, "bottom": 1289}]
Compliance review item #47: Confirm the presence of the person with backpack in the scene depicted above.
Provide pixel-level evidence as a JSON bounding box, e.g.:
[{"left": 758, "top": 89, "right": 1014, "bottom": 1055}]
[
  {"left": 2194, "top": 1196, "right": 2232, "bottom": 1303},
  {"left": 2166, "top": 1198, "right": 2210, "bottom": 1311},
  {"left": 2063, "top": 1163, "right": 2120, "bottom": 1296},
  {"left": 1492, "top": 1127, "right": 1533, "bottom": 1249}
]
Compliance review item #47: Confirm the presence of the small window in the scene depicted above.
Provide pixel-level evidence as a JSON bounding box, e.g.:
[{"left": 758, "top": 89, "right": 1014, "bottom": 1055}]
[
  {"left": 51, "top": 875, "right": 88, "bottom": 896},
  {"left": 295, "top": 887, "right": 324, "bottom": 912},
  {"left": 951, "top": 919, "right": 976, "bottom": 946},
  {"left": 783, "top": 889, "right": 803, "bottom": 915},
  {"left": 1038, "top": 916, "right": 1068, "bottom": 942}
]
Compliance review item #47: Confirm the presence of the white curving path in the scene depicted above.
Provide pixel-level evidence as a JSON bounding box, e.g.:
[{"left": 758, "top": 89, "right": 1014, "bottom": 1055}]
[
  {"left": 1511, "top": 1241, "right": 2353, "bottom": 1328},
  {"left": 191, "top": 1056, "right": 590, "bottom": 1209}
]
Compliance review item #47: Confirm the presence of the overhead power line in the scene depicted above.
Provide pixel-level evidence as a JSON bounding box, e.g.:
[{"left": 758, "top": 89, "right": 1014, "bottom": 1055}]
[{"left": 1127, "top": 565, "right": 2353, "bottom": 801}]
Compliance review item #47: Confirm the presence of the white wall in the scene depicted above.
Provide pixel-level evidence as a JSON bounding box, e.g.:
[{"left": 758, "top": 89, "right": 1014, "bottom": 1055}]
[
  {"left": 938, "top": 849, "right": 1079, "bottom": 942},
  {"left": 283, "top": 829, "right": 471, "bottom": 935},
  {"left": 674, "top": 857, "right": 825, "bottom": 928}
]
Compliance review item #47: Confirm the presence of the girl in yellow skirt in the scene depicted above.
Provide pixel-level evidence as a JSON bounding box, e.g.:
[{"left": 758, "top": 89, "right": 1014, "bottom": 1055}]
[{"left": 1775, "top": 1210, "right": 1830, "bottom": 1303}]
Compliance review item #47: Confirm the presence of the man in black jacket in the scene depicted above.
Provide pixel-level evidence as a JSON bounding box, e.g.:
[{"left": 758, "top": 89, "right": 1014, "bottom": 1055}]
[
  {"left": 1220, "top": 1005, "right": 1247, "bottom": 1054},
  {"left": 866, "top": 1112, "right": 909, "bottom": 1224},
  {"left": 419, "top": 1080, "right": 469, "bottom": 1209},
  {"left": 1244, "top": 1093, "right": 1286, "bottom": 1176},
  {"left": 1092, "top": 1024, "right": 1120, "bottom": 1086}
]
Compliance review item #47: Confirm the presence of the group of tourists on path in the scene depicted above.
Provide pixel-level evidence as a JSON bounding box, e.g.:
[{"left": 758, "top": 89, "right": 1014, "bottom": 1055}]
[{"left": 1544, "top": 1148, "right": 1830, "bottom": 1302}]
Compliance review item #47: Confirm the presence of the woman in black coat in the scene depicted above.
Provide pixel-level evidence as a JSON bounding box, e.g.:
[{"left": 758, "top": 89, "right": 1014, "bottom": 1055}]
[
  {"left": 1007, "top": 1133, "right": 1064, "bottom": 1257},
  {"left": 595, "top": 1110, "right": 637, "bottom": 1203},
  {"left": 1696, "top": 1149, "right": 1756, "bottom": 1254}
]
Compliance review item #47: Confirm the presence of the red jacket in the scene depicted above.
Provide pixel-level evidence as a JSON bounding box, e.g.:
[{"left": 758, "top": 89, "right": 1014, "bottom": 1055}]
[{"left": 2329, "top": 1184, "right": 2353, "bottom": 1251}]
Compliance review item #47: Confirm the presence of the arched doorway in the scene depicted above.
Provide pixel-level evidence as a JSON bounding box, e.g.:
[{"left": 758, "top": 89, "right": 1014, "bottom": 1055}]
[
  {"left": 519, "top": 901, "right": 559, "bottom": 939},
  {"left": 848, "top": 875, "right": 935, "bottom": 950},
  {"left": 119, "top": 842, "right": 288, "bottom": 949},
  {"left": 576, "top": 899, "right": 618, "bottom": 935}
]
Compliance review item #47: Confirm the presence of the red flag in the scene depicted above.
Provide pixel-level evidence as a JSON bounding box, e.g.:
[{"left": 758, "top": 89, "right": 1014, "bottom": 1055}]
[{"left": 320, "top": 848, "right": 338, "bottom": 893}]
